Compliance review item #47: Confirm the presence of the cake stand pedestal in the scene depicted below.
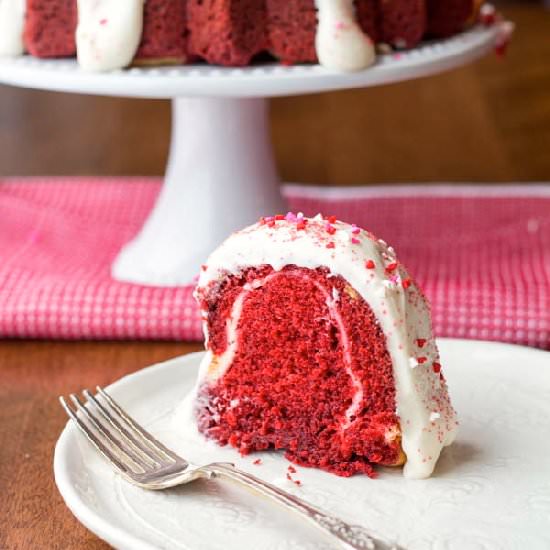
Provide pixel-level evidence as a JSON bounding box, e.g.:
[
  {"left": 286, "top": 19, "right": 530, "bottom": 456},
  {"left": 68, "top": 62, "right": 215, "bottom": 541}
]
[
  {"left": 0, "top": 23, "right": 508, "bottom": 285},
  {"left": 113, "top": 97, "right": 282, "bottom": 284}
]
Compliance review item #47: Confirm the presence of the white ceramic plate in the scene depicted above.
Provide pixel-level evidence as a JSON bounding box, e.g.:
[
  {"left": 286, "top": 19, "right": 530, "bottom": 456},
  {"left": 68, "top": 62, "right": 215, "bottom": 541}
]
[
  {"left": 54, "top": 339, "right": 550, "bottom": 550},
  {"left": 0, "top": 26, "right": 503, "bottom": 98}
]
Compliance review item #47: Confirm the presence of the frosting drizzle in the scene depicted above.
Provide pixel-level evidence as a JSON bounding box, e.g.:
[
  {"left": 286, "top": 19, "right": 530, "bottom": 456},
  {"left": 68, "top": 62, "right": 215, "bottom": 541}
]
[
  {"left": 315, "top": 0, "right": 376, "bottom": 71},
  {"left": 0, "top": 0, "right": 25, "bottom": 57},
  {"left": 76, "top": 0, "right": 144, "bottom": 72}
]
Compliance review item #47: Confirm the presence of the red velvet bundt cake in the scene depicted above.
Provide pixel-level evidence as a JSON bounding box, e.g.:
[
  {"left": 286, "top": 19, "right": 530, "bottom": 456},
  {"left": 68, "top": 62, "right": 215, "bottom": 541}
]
[
  {"left": 194, "top": 214, "right": 458, "bottom": 479},
  {"left": 0, "top": 0, "right": 486, "bottom": 72}
]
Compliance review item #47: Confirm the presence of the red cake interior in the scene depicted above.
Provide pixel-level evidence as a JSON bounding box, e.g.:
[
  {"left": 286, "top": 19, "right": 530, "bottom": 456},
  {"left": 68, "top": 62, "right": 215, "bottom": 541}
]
[
  {"left": 135, "top": 0, "right": 187, "bottom": 62},
  {"left": 427, "top": 0, "right": 474, "bottom": 37},
  {"left": 24, "top": 0, "right": 77, "bottom": 58},
  {"left": 196, "top": 266, "right": 404, "bottom": 477},
  {"left": 266, "top": 1, "right": 318, "bottom": 64},
  {"left": 187, "top": 0, "right": 268, "bottom": 66},
  {"left": 378, "top": 0, "right": 427, "bottom": 48}
]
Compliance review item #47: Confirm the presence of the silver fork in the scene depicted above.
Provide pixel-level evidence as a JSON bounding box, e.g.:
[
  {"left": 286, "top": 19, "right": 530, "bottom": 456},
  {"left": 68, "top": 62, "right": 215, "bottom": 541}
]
[{"left": 60, "top": 387, "right": 402, "bottom": 550}]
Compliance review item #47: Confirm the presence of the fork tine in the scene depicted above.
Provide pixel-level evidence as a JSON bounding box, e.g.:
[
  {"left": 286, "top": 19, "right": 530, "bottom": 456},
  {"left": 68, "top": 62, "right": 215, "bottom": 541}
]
[
  {"left": 82, "top": 389, "right": 161, "bottom": 468},
  {"left": 60, "top": 396, "right": 130, "bottom": 474},
  {"left": 96, "top": 386, "right": 182, "bottom": 462},
  {"left": 69, "top": 393, "right": 151, "bottom": 472}
]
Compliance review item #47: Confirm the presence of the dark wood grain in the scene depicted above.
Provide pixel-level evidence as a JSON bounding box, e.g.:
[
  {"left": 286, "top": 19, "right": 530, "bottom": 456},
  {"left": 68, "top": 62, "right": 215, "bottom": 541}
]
[
  {"left": 0, "top": 2, "right": 549, "bottom": 549},
  {"left": 0, "top": 341, "right": 200, "bottom": 550}
]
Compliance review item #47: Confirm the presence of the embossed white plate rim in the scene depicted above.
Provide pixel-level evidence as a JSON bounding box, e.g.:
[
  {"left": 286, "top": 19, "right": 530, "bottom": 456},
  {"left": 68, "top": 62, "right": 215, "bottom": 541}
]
[{"left": 54, "top": 339, "right": 550, "bottom": 550}]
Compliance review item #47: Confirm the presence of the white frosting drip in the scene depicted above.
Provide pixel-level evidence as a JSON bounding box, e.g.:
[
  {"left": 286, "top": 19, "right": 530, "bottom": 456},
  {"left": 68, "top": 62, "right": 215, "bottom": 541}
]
[
  {"left": 196, "top": 216, "right": 458, "bottom": 479},
  {"left": 76, "top": 0, "right": 144, "bottom": 72},
  {"left": 0, "top": 0, "right": 25, "bottom": 57},
  {"left": 315, "top": 0, "right": 376, "bottom": 72}
]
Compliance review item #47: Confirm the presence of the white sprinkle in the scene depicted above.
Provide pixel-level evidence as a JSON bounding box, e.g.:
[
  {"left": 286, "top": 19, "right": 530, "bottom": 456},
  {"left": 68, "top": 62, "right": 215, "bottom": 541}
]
[
  {"left": 409, "top": 357, "right": 419, "bottom": 369},
  {"left": 430, "top": 412, "right": 441, "bottom": 422}
]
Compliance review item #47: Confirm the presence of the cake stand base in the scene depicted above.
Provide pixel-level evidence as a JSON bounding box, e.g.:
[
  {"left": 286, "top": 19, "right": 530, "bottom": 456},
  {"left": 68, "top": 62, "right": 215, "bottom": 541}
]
[{"left": 111, "top": 97, "right": 285, "bottom": 286}]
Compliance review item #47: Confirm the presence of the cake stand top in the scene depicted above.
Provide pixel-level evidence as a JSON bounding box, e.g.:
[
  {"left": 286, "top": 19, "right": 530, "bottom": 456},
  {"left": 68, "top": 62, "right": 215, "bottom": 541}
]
[{"left": 0, "top": 25, "right": 503, "bottom": 100}]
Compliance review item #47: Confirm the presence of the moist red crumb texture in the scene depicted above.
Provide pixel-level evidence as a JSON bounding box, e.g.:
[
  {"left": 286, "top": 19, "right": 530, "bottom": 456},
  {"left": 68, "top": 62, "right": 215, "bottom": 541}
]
[
  {"left": 195, "top": 265, "right": 406, "bottom": 478},
  {"left": 186, "top": 0, "right": 268, "bottom": 66},
  {"left": 135, "top": 0, "right": 187, "bottom": 63},
  {"left": 426, "top": 0, "right": 475, "bottom": 37},
  {"left": 24, "top": 0, "right": 77, "bottom": 58}
]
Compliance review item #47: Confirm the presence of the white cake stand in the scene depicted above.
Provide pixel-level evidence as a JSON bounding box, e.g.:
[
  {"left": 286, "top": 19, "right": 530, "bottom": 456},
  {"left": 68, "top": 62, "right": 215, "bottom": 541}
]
[{"left": 0, "top": 24, "right": 505, "bottom": 285}]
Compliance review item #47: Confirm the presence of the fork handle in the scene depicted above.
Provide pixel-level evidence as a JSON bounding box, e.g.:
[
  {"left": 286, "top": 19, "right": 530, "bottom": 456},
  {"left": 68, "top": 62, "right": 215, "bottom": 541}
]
[{"left": 205, "top": 463, "right": 399, "bottom": 550}]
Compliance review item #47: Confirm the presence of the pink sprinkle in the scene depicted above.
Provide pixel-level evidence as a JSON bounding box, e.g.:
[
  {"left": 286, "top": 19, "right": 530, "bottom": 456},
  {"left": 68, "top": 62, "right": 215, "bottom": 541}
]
[
  {"left": 351, "top": 224, "right": 360, "bottom": 235},
  {"left": 99, "top": 18, "right": 108, "bottom": 25},
  {"left": 285, "top": 212, "right": 297, "bottom": 222},
  {"left": 326, "top": 242, "right": 335, "bottom": 249},
  {"left": 351, "top": 237, "right": 360, "bottom": 244}
]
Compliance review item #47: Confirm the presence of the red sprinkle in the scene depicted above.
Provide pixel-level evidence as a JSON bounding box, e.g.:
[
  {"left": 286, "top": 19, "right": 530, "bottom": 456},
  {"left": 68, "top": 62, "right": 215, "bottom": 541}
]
[
  {"left": 200, "top": 264, "right": 207, "bottom": 272},
  {"left": 326, "top": 242, "right": 335, "bottom": 249},
  {"left": 402, "top": 278, "right": 412, "bottom": 289},
  {"left": 327, "top": 215, "right": 337, "bottom": 224},
  {"left": 274, "top": 214, "right": 285, "bottom": 221},
  {"left": 294, "top": 480, "right": 302, "bottom": 486},
  {"left": 433, "top": 362, "right": 442, "bottom": 374},
  {"left": 365, "top": 260, "right": 375, "bottom": 269},
  {"left": 417, "top": 357, "right": 428, "bottom": 364},
  {"left": 286, "top": 473, "right": 292, "bottom": 481},
  {"left": 288, "top": 465, "right": 297, "bottom": 473},
  {"left": 326, "top": 224, "right": 336, "bottom": 235},
  {"left": 385, "top": 262, "right": 398, "bottom": 273},
  {"left": 253, "top": 458, "right": 262, "bottom": 465},
  {"left": 296, "top": 221, "right": 307, "bottom": 230},
  {"left": 351, "top": 237, "right": 360, "bottom": 244},
  {"left": 416, "top": 338, "right": 426, "bottom": 348}
]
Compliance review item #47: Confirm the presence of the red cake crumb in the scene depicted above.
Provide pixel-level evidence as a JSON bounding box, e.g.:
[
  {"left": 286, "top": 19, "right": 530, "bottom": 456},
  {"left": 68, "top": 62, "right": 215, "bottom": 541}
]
[
  {"left": 427, "top": 0, "right": 474, "bottom": 38},
  {"left": 378, "top": 0, "right": 427, "bottom": 49},
  {"left": 135, "top": 0, "right": 187, "bottom": 63},
  {"left": 24, "top": 0, "right": 77, "bottom": 58},
  {"left": 187, "top": 0, "right": 267, "bottom": 66},
  {"left": 355, "top": 0, "right": 382, "bottom": 44},
  {"left": 266, "top": 0, "right": 317, "bottom": 64},
  {"left": 196, "top": 266, "right": 403, "bottom": 477}
]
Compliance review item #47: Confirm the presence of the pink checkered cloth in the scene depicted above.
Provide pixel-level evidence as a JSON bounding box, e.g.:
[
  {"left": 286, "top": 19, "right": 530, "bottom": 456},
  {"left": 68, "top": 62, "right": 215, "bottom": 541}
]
[{"left": 1, "top": 178, "right": 549, "bottom": 348}]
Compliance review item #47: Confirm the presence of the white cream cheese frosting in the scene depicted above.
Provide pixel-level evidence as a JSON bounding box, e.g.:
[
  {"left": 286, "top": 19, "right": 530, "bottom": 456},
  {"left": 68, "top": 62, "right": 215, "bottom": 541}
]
[
  {"left": 0, "top": 0, "right": 25, "bottom": 57},
  {"left": 76, "top": 0, "right": 144, "bottom": 72},
  {"left": 195, "top": 214, "right": 458, "bottom": 479},
  {"left": 315, "top": 0, "right": 376, "bottom": 71}
]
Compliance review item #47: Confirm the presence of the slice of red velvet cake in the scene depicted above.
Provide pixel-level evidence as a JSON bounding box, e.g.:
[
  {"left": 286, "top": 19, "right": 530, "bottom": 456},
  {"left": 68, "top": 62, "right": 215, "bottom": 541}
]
[{"left": 194, "top": 214, "right": 458, "bottom": 479}]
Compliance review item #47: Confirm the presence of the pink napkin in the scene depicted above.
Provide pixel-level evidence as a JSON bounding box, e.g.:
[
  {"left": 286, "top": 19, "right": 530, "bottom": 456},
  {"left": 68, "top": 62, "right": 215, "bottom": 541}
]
[{"left": 1, "top": 178, "right": 548, "bottom": 348}]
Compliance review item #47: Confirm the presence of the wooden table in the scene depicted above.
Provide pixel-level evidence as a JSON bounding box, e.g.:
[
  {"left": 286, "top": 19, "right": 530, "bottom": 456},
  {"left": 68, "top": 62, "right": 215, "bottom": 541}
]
[{"left": 0, "top": 340, "right": 200, "bottom": 549}]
